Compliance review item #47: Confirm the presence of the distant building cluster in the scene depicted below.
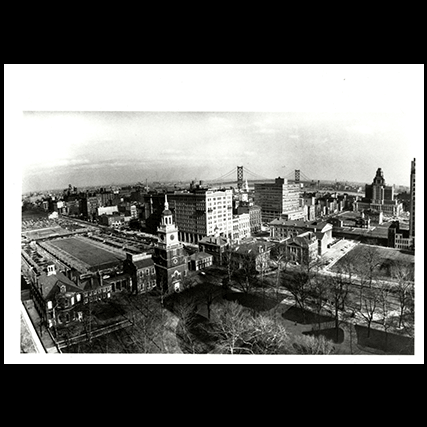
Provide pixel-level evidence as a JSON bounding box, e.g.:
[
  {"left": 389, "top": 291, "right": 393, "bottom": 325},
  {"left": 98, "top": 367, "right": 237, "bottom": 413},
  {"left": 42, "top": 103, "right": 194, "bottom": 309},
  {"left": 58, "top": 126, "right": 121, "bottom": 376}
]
[{"left": 21, "top": 160, "right": 416, "bottom": 346}]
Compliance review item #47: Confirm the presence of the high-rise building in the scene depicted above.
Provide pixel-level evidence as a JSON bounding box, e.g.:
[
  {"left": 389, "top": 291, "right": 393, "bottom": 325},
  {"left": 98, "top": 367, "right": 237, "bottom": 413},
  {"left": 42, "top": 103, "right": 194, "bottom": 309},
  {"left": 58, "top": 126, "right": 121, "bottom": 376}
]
[
  {"left": 356, "top": 167, "right": 402, "bottom": 216},
  {"left": 409, "top": 158, "right": 416, "bottom": 246},
  {"left": 254, "top": 177, "right": 302, "bottom": 223},
  {"left": 168, "top": 188, "right": 234, "bottom": 244}
]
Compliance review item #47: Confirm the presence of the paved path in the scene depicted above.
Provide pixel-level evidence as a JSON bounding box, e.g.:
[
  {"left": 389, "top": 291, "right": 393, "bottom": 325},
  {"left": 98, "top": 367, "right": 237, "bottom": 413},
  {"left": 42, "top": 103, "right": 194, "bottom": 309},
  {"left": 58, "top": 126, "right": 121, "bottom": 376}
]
[
  {"left": 20, "top": 304, "right": 45, "bottom": 353},
  {"left": 22, "top": 300, "right": 60, "bottom": 353}
]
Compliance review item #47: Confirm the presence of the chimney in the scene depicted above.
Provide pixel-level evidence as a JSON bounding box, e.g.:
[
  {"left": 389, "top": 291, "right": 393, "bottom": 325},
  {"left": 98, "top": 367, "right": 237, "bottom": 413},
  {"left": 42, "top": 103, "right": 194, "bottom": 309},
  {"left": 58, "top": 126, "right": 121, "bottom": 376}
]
[{"left": 46, "top": 264, "right": 56, "bottom": 276}]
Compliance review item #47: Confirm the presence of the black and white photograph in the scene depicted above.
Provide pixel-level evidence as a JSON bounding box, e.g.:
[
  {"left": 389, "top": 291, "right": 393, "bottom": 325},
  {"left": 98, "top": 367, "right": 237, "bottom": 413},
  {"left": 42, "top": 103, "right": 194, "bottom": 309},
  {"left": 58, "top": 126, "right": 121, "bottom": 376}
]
[{"left": 5, "top": 64, "right": 424, "bottom": 363}]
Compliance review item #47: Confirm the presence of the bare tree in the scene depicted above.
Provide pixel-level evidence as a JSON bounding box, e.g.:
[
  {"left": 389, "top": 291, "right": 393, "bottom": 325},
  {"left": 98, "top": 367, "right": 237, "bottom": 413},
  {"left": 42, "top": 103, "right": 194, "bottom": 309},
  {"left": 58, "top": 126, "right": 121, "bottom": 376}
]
[
  {"left": 357, "top": 279, "right": 380, "bottom": 338},
  {"left": 391, "top": 263, "right": 415, "bottom": 330},
  {"left": 247, "top": 313, "right": 289, "bottom": 354},
  {"left": 221, "top": 247, "right": 236, "bottom": 289},
  {"left": 233, "top": 251, "right": 258, "bottom": 294},
  {"left": 271, "top": 242, "right": 289, "bottom": 301},
  {"left": 378, "top": 281, "right": 393, "bottom": 351},
  {"left": 291, "top": 334, "right": 335, "bottom": 355},
  {"left": 208, "top": 301, "right": 253, "bottom": 354},
  {"left": 326, "top": 273, "right": 350, "bottom": 341},
  {"left": 356, "top": 244, "right": 382, "bottom": 309},
  {"left": 174, "top": 297, "right": 198, "bottom": 353},
  {"left": 282, "top": 252, "right": 320, "bottom": 322}
]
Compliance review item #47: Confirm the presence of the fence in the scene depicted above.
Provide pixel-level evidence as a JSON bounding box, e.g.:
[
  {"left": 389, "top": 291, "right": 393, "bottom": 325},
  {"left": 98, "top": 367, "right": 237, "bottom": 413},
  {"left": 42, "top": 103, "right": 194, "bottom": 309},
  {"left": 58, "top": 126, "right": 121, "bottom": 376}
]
[{"left": 56, "top": 319, "right": 132, "bottom": 349}]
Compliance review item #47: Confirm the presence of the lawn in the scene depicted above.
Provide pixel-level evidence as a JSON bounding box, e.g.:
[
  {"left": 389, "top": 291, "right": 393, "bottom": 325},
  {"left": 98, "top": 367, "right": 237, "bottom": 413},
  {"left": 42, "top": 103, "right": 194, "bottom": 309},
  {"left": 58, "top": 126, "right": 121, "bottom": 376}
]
[
  {"left": 304, "top": 327, "right": 344, "bottom": 344},
  {"left": 281, "top": 305, "right": 334, "bottom": 325},
  {"left": 223, "top": 291, "right": 279, "bottom": 312},
  {"left": 354, "top": 325, "right": 414, "bottom": 354},
  {"left": 331, "top": 243, "right": 414, "bottom": 279}
]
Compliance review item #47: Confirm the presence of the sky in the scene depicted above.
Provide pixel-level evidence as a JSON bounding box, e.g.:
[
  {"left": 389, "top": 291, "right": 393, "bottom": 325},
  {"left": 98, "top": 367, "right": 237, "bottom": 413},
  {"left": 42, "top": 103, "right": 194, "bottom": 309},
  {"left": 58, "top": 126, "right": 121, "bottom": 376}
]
[
  {"left": 21, "top": 110, "right": 418, "bottom": 193},
  {"left": 5, "top": 64, "right": 423, "bottom": 193}
]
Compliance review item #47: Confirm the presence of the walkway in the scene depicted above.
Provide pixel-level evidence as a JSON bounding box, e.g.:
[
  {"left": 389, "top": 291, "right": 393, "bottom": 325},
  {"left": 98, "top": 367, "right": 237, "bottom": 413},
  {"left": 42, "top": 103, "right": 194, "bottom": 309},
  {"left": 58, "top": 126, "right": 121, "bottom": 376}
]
[{"left": 22, "top": 300, "right": 61, "bottom": 353}]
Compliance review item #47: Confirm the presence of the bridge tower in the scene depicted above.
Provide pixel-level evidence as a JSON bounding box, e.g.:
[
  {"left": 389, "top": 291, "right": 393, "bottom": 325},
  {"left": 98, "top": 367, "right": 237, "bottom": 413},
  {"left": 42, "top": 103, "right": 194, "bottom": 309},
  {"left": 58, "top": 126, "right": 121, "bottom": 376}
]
[
  {"left": 237, "top": 166, "right": 244, "bottom": 190},
  {"left": 295, "top": 169, "right": 301, "bottom": 184}
]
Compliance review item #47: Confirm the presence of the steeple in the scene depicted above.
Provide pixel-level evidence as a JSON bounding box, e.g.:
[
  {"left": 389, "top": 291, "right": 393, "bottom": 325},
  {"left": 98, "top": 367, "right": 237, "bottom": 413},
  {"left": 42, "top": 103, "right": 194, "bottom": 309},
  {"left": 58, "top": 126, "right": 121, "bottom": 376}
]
[{"left": 164, "top": 194, "right": 169, "bottom": 212}]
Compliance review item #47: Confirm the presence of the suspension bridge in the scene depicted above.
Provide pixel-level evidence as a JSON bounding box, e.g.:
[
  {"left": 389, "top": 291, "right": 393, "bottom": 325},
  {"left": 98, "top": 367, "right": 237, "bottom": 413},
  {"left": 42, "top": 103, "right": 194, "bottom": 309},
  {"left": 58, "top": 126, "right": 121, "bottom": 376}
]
[
  {"left": 146, "top": 166, "right": 322, "bottom": 191},
  {"left": 202, "top": 166, "right": 314, "bottom": 188}
]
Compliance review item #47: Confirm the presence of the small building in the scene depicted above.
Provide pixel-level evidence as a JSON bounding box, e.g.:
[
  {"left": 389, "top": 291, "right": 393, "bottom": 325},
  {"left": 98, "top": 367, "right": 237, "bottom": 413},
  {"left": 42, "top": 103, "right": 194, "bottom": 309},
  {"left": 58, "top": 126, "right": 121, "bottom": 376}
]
[
  {"left": 78, "top": 273, "right": 115, "bottom": 303},
  {"left": 97, "top": 205, "right": 119, "bottom": 216},
  {"left": 232, "top": 213, "right": 251, "bottom": 242},
  {"left": 99, "top": 214, "right": 125, "bottom": 228},
  {"left": 198, "top": 234, "right": 230, "bottom": 266},
  {"left": 280, "top": 208, "right": 306, "bottom": 221},
  {"left": 123, "top": 252, "right": 157, "bottom": 293},
  {"left": 388, "top": 221, "right": 414, "bottom": 250},
  {"left": 30, "top": 264, "right": 85, "bottom": 330},
  {"left": 188, "top": 251, "right": 214, "bottom": 271},
  {"left": 285, "top": 232, "right": 318, "bottom": 265},
  {"left": 230, "top": 241, "right": 271, "bottom": 273},
  {"left": 236, "top": 204, "right": 262, "bottom": 234}
]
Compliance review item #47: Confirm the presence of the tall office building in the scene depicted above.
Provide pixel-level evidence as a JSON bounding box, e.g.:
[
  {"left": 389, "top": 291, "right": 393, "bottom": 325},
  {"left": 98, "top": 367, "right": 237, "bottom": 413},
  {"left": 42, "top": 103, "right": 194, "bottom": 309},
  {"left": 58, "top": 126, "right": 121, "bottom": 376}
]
[
  {"left": 254, "top": 177, "right": 302, "bottom": 223},
  {"left": 409, "top": 158, "right": 415, "bottom": 245},
  {"left": 168, "top": 188, "right": 234, "bottom": 244},
  {"left": 356, "top": 167, "right": 402, "bottom": 216}
]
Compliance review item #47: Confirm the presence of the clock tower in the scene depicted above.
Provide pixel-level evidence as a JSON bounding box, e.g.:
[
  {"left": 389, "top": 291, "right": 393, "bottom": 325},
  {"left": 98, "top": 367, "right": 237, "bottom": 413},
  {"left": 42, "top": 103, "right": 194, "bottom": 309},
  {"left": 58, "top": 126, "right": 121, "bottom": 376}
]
[{"left": 153, "top": 195, "right": 188, "bottom": 293}]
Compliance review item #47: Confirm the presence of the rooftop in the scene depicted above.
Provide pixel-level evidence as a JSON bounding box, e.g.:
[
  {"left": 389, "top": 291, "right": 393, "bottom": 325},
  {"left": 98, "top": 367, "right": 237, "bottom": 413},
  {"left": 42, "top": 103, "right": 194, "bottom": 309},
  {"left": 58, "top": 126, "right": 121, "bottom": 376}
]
[
  {"left": 231, "top": 241, "right": 270, "bottom": 255},
  {"left": 199, "top": 235, "right": 229, "bottom": 246},
  {"left": 45, "top": 237, "right": 125, "bottom": 271},
  {"left": 38, "top": 271, "right": 82, "bottom": 300},
  {"left": 269, "top": 218, "right": 331, "bottom": 231},
  {"left": 190, "top": 252, "right": 213, "bottom": 261},
  {"left": 133, "top": 258, "right": 155, "bottom": 269}
]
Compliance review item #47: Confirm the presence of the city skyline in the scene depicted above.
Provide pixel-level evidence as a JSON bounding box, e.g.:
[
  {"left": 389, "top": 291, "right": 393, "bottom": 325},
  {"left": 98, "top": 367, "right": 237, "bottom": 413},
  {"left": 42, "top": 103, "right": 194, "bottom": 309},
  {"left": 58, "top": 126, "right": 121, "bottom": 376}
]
[{"left": 22, "top": 110, "right": 416, "bottom": 193}]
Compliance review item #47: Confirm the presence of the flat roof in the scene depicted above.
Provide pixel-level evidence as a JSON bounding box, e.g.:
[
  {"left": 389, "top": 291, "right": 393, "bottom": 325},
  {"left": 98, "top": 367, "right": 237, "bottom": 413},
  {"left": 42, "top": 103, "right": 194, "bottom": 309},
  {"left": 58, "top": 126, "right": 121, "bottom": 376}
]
[{"left": 46, "top": 237, "right": 125, "bottom": 270}]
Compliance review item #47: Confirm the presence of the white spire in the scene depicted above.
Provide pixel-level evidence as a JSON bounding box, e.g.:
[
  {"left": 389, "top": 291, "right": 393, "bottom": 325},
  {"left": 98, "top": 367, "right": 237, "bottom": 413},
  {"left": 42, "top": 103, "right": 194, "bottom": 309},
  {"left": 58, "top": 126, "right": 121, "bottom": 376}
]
[{"left": 164, "top": 194, "right": 169, "bottom": 211}]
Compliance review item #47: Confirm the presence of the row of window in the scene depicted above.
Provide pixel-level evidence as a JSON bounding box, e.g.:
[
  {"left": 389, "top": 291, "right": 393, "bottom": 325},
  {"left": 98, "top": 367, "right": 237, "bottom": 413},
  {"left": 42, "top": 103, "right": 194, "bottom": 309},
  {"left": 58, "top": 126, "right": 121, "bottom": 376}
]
[{"left": 138, "top": 267, "right": 155, "bottom": 277}]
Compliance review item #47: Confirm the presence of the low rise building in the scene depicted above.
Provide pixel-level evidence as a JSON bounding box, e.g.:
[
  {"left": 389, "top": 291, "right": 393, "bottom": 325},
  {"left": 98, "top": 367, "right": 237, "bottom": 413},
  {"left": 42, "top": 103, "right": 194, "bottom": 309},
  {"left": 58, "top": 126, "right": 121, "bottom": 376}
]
[
  {"left": 230, "top": 241, "right": 271, "bottom": 273},
  {"left": 280, "top": 209, "right": 306, "bottom": 221},
  {"left": 236, "top": 204, "right": 262, "bottom": 234},
  {"left": 99, "top": 214, "right": 125, "bottom": 228},
  {"left": 30, "top": 264, "right": 85, "bottom": 330},
  {"left": 232, "top": 213, "right": 251, "bottom": 242},
  {"left": 98, "top": 206, "right": 119, "bottom": 216},
  {"left": 285, "top": 231, "right": 318, "bottom": 264},
  {"left": 388, "top": 221, "right": 414, "bottom": 250},
  {"left": 269, "top": 219, "right": 333, "bottom": 256},
  {"left": 198, "top": 235, "right": 229, "bottom": 266},
  {"left": 188, "top": 251, "right": 214, "bottom": 271},
  {"left": 123, "top": 253, "right": 156, "bottom": 293}
]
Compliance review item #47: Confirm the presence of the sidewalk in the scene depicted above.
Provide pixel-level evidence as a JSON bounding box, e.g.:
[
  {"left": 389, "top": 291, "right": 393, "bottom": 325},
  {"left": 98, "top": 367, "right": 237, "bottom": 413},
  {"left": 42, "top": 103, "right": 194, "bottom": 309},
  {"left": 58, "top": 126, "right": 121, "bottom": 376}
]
[{"left": 22, "top": 300, "right": 60, "bottom": 353}]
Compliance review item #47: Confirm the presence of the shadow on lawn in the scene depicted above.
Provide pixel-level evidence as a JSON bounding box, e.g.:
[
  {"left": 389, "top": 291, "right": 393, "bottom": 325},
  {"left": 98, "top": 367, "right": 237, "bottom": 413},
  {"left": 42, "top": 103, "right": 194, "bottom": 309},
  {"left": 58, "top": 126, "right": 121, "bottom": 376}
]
[
  {"left": 223, "top": 292, "right": 279, "bottom": 312},
  {"left": 355, "top": 325, "right": 414, "bottom": 355},
  {"left": 282, "top": 305, "right": 334, "bottom": 325},
  {"left": 304, "top": 327, "right": 344, "bottom": 344}
]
